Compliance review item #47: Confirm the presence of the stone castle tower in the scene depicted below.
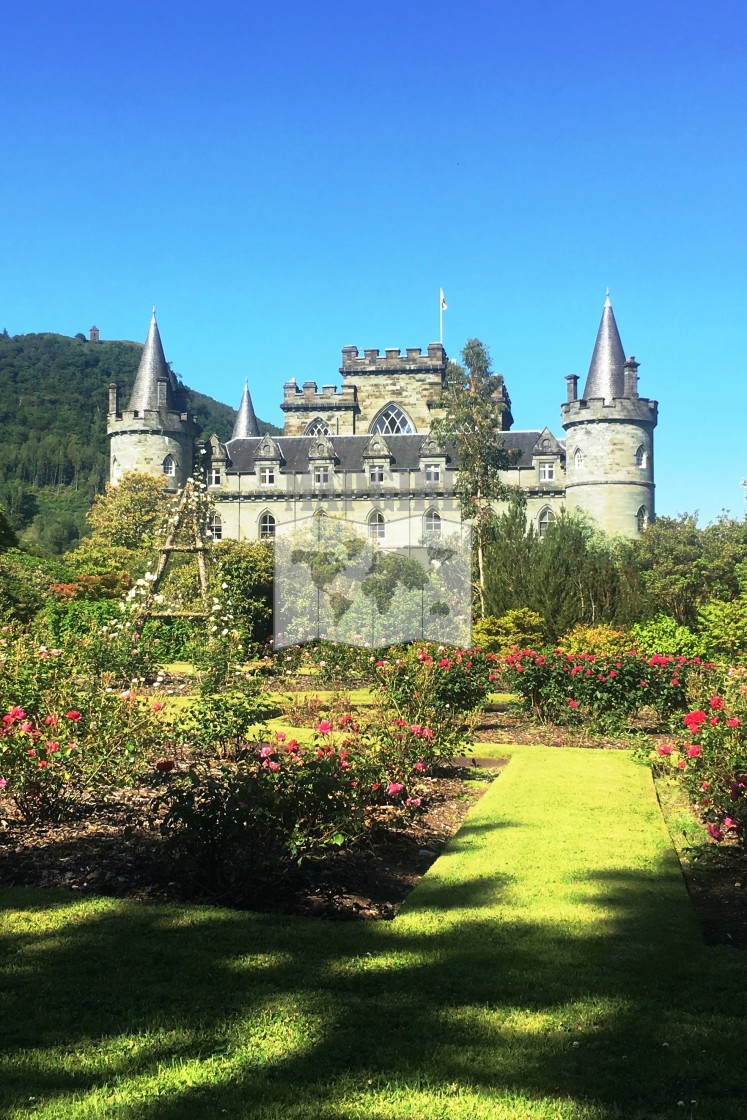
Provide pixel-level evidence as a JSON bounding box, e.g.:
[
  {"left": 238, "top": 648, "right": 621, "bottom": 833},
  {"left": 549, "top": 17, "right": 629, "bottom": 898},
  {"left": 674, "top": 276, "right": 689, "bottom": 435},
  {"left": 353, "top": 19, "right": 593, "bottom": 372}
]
[
  {"left": 107, "top": 310, "right": 196, "bottom": 490},
  {"left": 561, "top": 296, "right": 657, "bottom": 535}
]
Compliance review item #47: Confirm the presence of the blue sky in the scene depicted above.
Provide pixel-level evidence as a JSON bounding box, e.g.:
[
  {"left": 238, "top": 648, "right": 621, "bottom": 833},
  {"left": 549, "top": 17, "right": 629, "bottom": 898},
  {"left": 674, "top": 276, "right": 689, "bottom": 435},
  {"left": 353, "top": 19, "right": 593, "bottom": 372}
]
[{"left": 2, "top": 0, "right": 746, "bottom": 524}]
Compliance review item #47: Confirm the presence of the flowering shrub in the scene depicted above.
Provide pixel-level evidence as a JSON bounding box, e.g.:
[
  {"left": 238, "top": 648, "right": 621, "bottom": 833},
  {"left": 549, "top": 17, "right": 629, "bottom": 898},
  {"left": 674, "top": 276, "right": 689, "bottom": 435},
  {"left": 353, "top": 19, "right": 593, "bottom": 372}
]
[
  {"left": 652, "top": 695, "right": 747, "bottom": 846},
  {"left": 373, "top": 644, "right": 496, "bottom": 764},
  {"left": 156, "top": 725, "right": 382, "bottom": 883},
  {"left": 174, "top": 687, "right": 279, "bottom": 759},
  {"left": 501, "top": 647, "right": 707, "bottom": 729},
  {"left": 0, "top": 689, "right": 170, "bottom": 820}
]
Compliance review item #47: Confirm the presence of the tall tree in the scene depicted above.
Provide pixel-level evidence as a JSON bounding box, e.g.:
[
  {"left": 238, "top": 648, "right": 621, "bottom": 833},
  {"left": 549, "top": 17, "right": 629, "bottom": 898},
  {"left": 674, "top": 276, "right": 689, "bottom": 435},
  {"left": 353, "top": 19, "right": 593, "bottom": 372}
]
[{"left": 432, "top": 338, "right": 514, "bottom": 617}]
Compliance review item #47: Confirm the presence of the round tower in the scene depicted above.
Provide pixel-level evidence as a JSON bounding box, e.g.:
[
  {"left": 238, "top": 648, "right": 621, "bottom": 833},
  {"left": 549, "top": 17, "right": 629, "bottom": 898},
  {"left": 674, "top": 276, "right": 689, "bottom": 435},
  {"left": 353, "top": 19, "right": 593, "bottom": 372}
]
[
  {"left": 561, "top": 297, "right": 657, "bottom": 538},
  {"left": 107, "top": 310, "right": 196, "bottom": 490}
]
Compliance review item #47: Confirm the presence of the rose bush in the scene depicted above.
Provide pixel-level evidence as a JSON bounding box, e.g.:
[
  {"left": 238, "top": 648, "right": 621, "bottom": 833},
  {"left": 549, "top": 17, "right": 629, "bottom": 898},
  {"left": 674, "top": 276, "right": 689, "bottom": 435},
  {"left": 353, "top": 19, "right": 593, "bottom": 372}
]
[{"left": 652, "top": 694, "right": 747, "bottom": 846}]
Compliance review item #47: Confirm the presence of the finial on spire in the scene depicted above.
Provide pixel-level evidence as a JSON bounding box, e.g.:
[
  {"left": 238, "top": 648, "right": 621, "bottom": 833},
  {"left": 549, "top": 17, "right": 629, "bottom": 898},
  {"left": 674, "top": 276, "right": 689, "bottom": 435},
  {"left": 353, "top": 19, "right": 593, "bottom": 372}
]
[
  {"left": 151, "top": 305, "right": 157, "bottom": 319},
  {"left": 231, "top": 380, "right": 260, "bottom": 439},
  {"left": 604, "top": 288, "right": 611, "bottom": 307}
]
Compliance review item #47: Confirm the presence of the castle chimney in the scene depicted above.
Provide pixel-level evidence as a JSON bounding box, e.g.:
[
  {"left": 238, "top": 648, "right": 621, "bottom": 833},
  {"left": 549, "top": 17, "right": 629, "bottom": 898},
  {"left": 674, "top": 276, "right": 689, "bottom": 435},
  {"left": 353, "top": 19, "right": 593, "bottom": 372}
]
[
  {"left": 623, "top": 356, "right": 640, "bottom": 398},
  {"left": 108, "top": 383, "right": 119, "bottom": 415},
  {"left": 565, "top": 374, "right": 578, "bottom": 403}
]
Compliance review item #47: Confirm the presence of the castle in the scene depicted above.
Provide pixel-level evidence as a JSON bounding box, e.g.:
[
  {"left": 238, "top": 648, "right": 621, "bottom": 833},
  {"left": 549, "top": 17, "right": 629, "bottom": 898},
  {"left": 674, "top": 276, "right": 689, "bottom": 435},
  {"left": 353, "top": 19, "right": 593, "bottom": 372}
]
[{"left": 107, "top": 298, "right": 657, "bottom": 543}]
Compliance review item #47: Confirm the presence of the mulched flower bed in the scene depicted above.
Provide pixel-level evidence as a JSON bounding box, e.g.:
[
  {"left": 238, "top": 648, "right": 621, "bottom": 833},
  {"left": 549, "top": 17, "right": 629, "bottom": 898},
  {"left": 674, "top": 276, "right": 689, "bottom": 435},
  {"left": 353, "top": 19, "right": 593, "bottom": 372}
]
[{"left": 0, "top": 762, "right": 505, "bottom": 921}]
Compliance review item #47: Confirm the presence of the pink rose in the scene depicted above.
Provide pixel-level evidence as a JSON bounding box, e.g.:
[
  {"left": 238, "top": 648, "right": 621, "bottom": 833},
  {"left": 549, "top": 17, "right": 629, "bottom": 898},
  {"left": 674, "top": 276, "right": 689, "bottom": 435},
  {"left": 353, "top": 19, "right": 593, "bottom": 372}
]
[{"left": 387, "top": 782, "right": 404, "bottom": 796}]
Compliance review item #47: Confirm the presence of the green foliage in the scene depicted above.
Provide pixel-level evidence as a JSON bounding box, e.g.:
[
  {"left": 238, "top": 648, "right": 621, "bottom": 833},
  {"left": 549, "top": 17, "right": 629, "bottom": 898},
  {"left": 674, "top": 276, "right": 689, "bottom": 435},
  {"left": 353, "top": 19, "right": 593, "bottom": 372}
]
[
  {"left": 697, "top": 599, "right": 747, "bottom": 660},
  {"left": 212, "top": 539, "right": 273, "bottom": 648},
  {"left": 0, "top": 504, "right": 18, "bottom": 551},
  {"left": 174, "top": 688, "right": 280, "bottom": 759},
  {"left": 472, "top": 609, "right": 546, "bottom": 655},
  {"left": 66, "top": 472, "right": 169, "bottom": 577},
  {"left": 0, "top": 330, "right": 279, "bottom": 553},
  {"left": 558, "top": 623, "right": 632, "bottom": 659},
  {"left": 630, "top": 613, "right": 706, "bottom": 658}
]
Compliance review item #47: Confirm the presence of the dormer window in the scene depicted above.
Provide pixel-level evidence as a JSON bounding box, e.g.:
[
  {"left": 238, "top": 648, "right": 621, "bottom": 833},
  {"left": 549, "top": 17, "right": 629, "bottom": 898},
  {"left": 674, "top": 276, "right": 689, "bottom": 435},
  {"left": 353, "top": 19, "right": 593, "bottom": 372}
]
[
  {"left": 162, "top": 455, "right": 176, "bottom": 476},
  {"left": 539, "top": 462, "right": 555, "bottom": 482},
  {"left": 635, "top": 445, "right": 646, "bottom": 469},
  {"left": 314, "top": 466, "right": 330, "bottom": 486},
  {"left": 369, "top": 465, "right": 384, "bottom": 483},
  {"left": 260, "top": 467, "right": 275, "bottom": 486},
  {"left": 209, "top": 466, "right": 221, "bottom": 486},
  {"left": 424, "top": 464, "right": 440, "bottom": 484}
]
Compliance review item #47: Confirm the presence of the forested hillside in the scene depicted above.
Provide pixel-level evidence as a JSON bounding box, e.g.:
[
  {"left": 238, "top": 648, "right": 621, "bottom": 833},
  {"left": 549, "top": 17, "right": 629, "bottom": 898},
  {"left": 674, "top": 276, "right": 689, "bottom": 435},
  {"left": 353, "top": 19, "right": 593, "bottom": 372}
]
[{"left": 0, "top": 331, "right": 280, "bottom": 553}]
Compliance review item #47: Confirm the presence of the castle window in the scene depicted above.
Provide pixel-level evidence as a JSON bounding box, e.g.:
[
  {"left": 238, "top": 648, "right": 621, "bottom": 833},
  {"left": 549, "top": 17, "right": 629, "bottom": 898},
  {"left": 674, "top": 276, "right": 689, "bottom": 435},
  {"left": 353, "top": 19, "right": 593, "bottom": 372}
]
[
  {"left": 574, "top": 448, "right": 584, "bottom": 469},
  {"left": 368, "top": 511, "right": 386, "bottom": 542},
  {"left": 425, "top": 464, "right": 440, "bottom": 484},
  {"left": 305, "top": 418, "right": 331, "bottom": 437},
  {"left": 369, "top": 465, "right": 384, "bottom": 483},
  {"left": 538, "top": 507, "right": 556, "bottom": 539},
  {"left": 260, "top": 467, "right": 275, "bottom": 485},
  {"left": 207, "top": 512, "right": 222, "bottom": 541},
  {"left": 371, "top": 404, "right": 413, "bottom": 436},
  {"left": 314, "top": 466, "right": 330, "bottom": 486},
  {"left": 635, "top": 445, "right": 647, "bottom": 468},
  {"left": 209, "top": 466, "right": 221, "bottom": 486},
  {"left": 539, "top": 462, "right": 555, "bottom": 482},
  {"left": 424, "top": 510, "right": 442, "bottom": 536},
  {"left": 162, "top": 455, "right": 176, "bottom": 476},
  {"left": 259, "top": 512, "right": 276, "bottom": 540},
  {"left": 636, "top": 506, "right": 648, "bottom": 533}
]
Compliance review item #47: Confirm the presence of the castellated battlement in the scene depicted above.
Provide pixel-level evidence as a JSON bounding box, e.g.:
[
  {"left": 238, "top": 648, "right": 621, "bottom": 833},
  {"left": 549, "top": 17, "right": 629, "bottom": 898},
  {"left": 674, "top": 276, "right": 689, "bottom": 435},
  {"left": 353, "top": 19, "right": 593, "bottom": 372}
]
[
  {"left": 340, "top": 343, "right": 447, "bottom": 376},
  {"left": 561, "top": 395, "right": 658, "bottom": 427},
  {"left": 281, "top": 381, "right": 357, "bottom": 408}
]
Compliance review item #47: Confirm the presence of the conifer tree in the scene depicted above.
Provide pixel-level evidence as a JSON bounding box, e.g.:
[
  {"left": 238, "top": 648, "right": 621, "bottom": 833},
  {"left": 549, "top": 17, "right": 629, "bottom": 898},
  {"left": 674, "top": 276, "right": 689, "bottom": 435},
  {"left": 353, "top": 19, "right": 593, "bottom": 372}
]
[{"left": 432, "top": 338, "right": 514, "bottom": 617}]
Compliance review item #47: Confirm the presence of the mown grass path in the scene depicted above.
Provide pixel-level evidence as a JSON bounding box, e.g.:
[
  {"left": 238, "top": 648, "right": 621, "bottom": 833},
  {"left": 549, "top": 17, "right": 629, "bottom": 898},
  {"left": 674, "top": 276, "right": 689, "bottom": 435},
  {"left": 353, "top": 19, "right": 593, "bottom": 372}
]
[{"left": 1, "top": 746, "right": 746, "bottom": 1119}]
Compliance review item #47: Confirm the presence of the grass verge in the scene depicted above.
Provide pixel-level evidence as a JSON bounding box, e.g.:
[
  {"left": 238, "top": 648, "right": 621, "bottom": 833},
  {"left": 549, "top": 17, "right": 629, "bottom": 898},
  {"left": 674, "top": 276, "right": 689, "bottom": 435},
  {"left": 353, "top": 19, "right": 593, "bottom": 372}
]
[{"left": 1, "top": 746, "right": 745, "bottom": 1118}]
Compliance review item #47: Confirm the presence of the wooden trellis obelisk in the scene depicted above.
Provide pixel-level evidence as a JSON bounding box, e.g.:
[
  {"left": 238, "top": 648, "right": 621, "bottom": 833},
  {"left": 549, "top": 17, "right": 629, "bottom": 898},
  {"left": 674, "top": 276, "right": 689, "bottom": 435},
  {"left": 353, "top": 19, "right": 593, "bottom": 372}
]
[{"left": 140, "top": 478, "right": 211, "bottom": 622}]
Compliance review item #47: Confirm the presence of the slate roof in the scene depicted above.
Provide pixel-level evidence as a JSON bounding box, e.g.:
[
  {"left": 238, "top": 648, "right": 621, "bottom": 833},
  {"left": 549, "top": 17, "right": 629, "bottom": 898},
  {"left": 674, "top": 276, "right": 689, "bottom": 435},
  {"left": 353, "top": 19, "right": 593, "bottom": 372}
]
[
  {"left": 232, "top": 383, "right": 260, "bottom": 438},
  {"left": 127, "top": 311, "right": 181, "bottom": 413},
  {"left": 582, "top": 296, "right": 626, "bottom": 401},
  {"left": 223, "top": 431, "right": 563, "bottom": 472}
]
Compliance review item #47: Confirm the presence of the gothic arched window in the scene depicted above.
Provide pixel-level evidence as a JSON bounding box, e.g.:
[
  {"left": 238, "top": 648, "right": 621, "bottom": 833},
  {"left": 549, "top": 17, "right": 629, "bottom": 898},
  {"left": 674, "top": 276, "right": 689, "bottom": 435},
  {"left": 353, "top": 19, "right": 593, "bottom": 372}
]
[
  {"left": 259, "top": 512, "right": 276, "bottom": 540},
  {"left": 370, "top": 404, "right": 414, "bottom": 436},
  {"left": 162, "top": 454, "right": 176, "bottom": 476},
  {"left": 424, "top": 510, "right": 442, "bottom": 537},
  {"left": 574, "top": 447, "right": 584, "bottom": 469},
  {"left": 207, "top": 512, "right": 222, "bottom": 541},
  {"left": 538, "top": 507, "right": 556, "bottom": 539},
  {"left": 635, "top": 445, "right": 646, "bottom": 468},
  {"left": 304, "top": 417, "right": 330, "bottom": 437},
  {"left": 636, "top": 506, "right": 648, "bottom": 533},
  {"left": 368, "top": 510, "right": 386, "bottom": 541}
]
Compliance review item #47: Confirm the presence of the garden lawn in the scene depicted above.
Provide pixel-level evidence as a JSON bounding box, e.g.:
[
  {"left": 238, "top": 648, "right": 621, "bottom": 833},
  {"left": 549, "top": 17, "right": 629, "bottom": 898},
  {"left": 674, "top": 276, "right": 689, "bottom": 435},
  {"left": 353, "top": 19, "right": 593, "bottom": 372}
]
[{"left": 2, "top": 746, "right": 746, "bottom": 1119}]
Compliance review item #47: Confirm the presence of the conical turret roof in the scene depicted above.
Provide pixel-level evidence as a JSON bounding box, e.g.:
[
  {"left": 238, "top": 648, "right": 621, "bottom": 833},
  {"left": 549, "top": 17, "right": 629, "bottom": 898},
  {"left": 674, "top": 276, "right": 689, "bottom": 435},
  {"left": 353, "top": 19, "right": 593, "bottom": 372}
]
[
  {"left": 127, "top": 309, "right": 174, "bottom": 412},
  {"left": 582, "top": 295, "right": 626, "bottom": 401},
  {"left": 231, "top": 381, "right": 260, "bottom": 438}
]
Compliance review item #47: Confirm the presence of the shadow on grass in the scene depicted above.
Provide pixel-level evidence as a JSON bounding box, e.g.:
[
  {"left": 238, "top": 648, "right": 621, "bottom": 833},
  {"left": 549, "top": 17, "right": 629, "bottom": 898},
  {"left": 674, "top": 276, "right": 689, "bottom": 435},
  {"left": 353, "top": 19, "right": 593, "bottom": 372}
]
[{"left": 2, "top": 849, "right": 747, "bottom": 1120}]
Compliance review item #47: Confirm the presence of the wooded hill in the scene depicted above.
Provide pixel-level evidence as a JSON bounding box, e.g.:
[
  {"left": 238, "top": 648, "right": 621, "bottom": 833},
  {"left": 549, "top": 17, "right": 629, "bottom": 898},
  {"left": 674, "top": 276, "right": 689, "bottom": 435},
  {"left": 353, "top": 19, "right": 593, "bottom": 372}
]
[{"left": 0, "top": 331, "right": 280, "bottom": 554}]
